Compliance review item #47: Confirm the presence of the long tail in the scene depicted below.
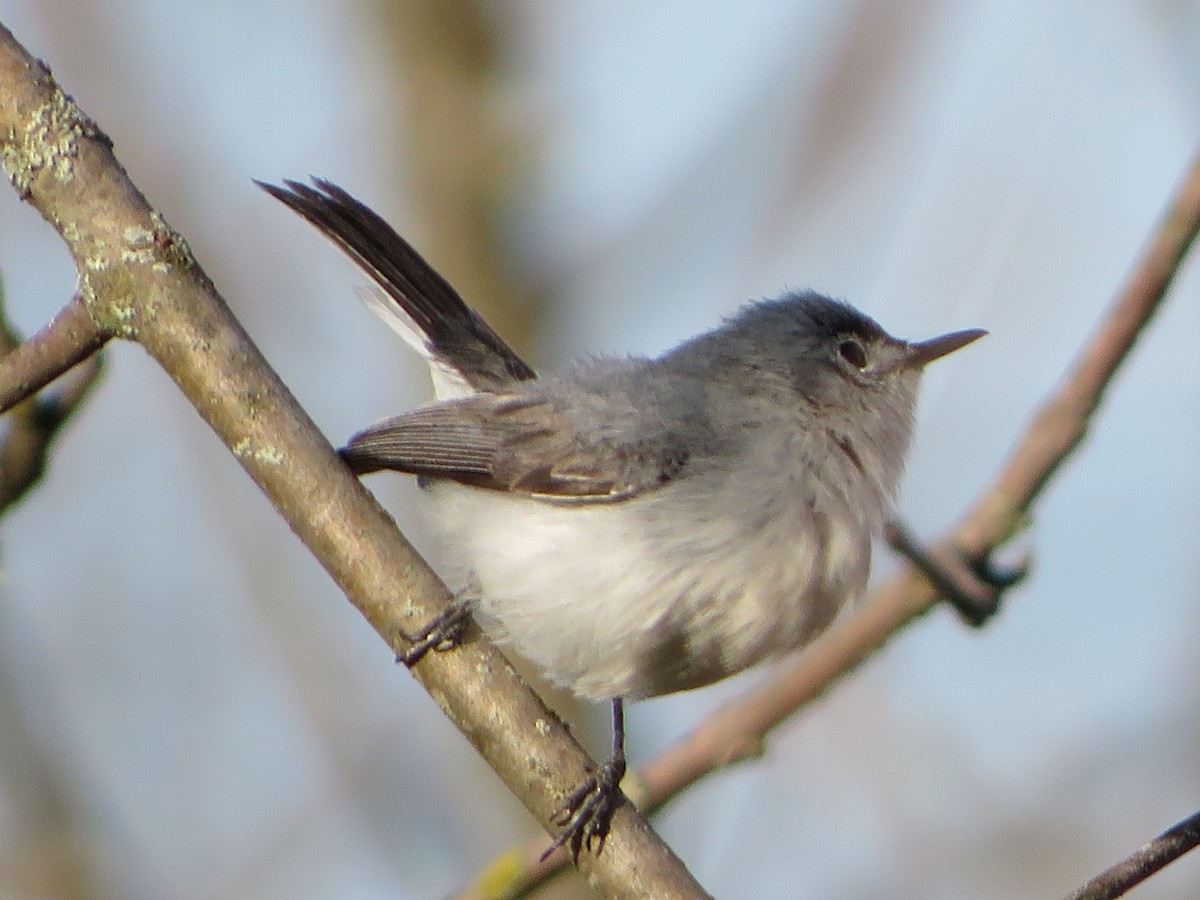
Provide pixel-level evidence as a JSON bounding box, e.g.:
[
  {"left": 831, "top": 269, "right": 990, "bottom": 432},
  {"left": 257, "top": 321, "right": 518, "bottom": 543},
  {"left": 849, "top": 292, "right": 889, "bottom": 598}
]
[{"left": 257, "top": 178, "right": 535, "bottom": 394}]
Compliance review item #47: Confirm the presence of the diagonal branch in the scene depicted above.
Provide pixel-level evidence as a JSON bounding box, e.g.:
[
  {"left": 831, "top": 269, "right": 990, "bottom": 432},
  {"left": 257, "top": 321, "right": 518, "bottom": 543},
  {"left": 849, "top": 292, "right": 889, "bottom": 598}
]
[
  {"left": 0, "top": 291, "right": 107, "bottom": 511},
  {"left": 0, "top": 292, "right": 108, "bottom": 414},
  {"left": 0, "top": 22, "right": 708, "bottom": 900},
  {"left": 956, "top": 145, "right": 1200, "bottom": 557},
  {"left": 0, "top": 349, "right": 102, "bottom": 512},
  {"left": 1062, "top": 808, "right": 1200, "bottom": 900},
  {"left": 456, "top": 146, "right": 1200, "bottom": 897}
]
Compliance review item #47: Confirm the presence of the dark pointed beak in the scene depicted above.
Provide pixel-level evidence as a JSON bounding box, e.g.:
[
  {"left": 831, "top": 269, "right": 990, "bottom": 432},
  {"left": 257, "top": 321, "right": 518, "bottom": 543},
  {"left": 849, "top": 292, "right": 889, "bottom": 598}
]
[{"left": 904, "top": 328, "right": 987, "bottom": 368}]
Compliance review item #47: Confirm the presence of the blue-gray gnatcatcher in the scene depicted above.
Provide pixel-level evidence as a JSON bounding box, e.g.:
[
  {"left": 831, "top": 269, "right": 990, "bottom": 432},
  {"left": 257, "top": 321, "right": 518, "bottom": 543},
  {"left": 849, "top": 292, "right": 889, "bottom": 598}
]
[{"left": 259, "top": 178, "right": 986, "bottom": 856}]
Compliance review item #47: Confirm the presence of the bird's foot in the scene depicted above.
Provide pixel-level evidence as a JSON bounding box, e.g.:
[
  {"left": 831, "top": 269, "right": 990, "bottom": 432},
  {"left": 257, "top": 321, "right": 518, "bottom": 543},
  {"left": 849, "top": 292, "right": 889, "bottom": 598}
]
[
  {"left": 884, "top": 519, "right": 1029, "bottom": 627},
  {"left": 542, "top": 750, "right": 627, "bottom": 862},
  {"left": 394, "top": 594, "right": 474, "bottom": 667}
]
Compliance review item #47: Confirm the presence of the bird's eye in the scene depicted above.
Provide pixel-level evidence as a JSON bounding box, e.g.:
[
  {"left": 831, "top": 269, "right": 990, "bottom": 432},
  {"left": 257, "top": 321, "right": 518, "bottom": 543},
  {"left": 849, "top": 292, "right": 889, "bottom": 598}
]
[{"left": 837, "top": 339, "right": 868, "bottom": 369}]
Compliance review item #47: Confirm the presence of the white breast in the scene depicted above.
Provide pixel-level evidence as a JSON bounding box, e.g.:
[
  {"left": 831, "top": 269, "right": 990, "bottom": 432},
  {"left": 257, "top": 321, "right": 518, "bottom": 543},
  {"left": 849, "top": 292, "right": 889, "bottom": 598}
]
[{"left": 425, "top": 450, "right": 877, "bottom": 701}]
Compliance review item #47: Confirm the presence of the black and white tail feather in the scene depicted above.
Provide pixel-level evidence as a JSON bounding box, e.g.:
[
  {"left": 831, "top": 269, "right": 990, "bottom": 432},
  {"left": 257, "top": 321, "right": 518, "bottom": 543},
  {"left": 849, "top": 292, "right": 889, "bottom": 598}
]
[
  {"left": 259, "top": 178, "right": 691, "bottom": 502},
  {"left": 256, "top": 177, "right": 535, "bottom": 399}
]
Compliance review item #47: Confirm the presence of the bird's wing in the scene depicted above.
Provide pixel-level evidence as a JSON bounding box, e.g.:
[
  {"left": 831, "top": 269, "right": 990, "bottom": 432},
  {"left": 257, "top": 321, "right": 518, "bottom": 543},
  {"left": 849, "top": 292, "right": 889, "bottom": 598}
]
[
  {"left": 340, "top": 393, "right": 690, "bottom": 502},
  {"left": 257, "top": 177, "right": 535, "bottom": 396}
]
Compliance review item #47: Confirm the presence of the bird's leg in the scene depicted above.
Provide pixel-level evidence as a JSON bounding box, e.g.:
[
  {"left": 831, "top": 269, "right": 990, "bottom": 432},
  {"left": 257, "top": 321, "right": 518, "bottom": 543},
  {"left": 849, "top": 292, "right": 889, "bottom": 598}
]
[
  {"left": 542, "top": 697, "right": 628, "bottom": 861},
  {"left": 394, "top": 592, "right": 475, "bottom": 667},
  {"left": 883, "top": 519, "right": 1029, "bottom": 627}
]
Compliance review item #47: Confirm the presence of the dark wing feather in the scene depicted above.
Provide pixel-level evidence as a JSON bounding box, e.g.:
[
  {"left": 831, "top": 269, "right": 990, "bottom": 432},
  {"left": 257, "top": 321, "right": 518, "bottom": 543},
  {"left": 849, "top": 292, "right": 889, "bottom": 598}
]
[
  {"left": 257, "top": 178, "right": 535, "bottom": 390},
  {"left": 340, "top": 394, "right": 690, "bottom": 502}
]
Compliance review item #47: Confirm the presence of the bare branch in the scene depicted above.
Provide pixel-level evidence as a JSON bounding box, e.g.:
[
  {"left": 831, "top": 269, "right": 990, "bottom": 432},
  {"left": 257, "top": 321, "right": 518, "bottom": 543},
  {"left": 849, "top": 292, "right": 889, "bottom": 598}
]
[
  {"left": 0, "top": 290, "right": 107, "bottom": 511},
  {"left": 1062, "top": 808, "right": 1200, "bottom": 900},
  {"left": 0, "top": 350, "right": 102, "bottom": 512},
  {"left": 0, "top": 22, "right": 708, "bottom": 899},
  {"left": 0, "top": 293, "right": 108, "bottom": 414},
  {"left": 956, "top": 145, "right": 1200, "bottom": 557},
  {"left": 460, "top": 146, "right": 1200, "bottom": 895}
]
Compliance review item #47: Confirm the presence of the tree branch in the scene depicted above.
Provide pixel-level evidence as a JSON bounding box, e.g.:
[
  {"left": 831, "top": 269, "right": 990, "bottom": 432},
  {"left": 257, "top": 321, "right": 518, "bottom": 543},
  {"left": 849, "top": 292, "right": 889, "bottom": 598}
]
[
  {"left": 0, "top": 290, "right": 106, "bottom": 511},
  {"left": 1062, "top": 808, "right": 1200, "bottom": 900},
  {"left": 456, "top": 146, "right": 1200, "bottom": 897},
  {"left": 0, "top": 23, "right": 707, "bottom": 899},
  {"left": 0, "top": 292, "right": 108, "bottom": 414},
  {"left": 955, "top": 144, "right": 1200, "bottom": 558}
]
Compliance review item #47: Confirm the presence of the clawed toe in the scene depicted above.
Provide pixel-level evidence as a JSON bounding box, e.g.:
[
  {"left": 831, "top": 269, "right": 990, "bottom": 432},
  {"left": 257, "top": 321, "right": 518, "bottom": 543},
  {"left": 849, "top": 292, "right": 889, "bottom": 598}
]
[
  {"left": 542, "top": 754, "right": 626, "bottom": 861},
  {"left": 541, "top": 698, "right": 629, "bottom": 862},
  {"left": 884, "top": 519, "right": 1030, "bottom": 627},
  {"left": 395, "top": 594, "right": 474, "bottom": 667}
]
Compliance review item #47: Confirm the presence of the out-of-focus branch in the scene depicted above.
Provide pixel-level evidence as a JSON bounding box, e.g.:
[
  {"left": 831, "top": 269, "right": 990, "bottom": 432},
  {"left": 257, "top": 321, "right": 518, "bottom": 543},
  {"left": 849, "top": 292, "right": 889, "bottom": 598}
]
[
  {"left": 377, "top": 0, "right": 538, "bottom": 349},
  {"left": 0, "top": 23, "right": 708, "bottom": 900},
  {"left": 457, "top": 147, "right": 1200, "bottom": 898},
  {"left": 1062, "top": 808, "right": 1200, "bottom": 900},
  {"left": 955, "top": 155, "right": 1200, "bottom": 558},
  {"left": 0, "top": 350, "right": 102, "bottom": 512},
  {"left": 0, "top": 291, "right": 106, "bottom": 511}
]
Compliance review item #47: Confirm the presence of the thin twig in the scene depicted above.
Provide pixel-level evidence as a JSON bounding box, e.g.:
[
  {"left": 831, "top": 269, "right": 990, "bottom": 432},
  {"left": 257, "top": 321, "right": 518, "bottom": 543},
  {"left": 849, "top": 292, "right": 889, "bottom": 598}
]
[
  {"left": 455, "top": 145, "right": 1200, "bottom": 898},
  {"left": 956, "top": 148, "right": 1200, "bottom": 558},
  {"left": 0, "top": 294, "right": 108, "bottom": 414},
  {"left": 0, "top": 285, "right": 106, "bottom": 512},
  {"left": 1062, "top": 808, "right": 1200, "bottom": 900},
  {"left": 0, "top": 353, "right": 103, "bottom": 511}
]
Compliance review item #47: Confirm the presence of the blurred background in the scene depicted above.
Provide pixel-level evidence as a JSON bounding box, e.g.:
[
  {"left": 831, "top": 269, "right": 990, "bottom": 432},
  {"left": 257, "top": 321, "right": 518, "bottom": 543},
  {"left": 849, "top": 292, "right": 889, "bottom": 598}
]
[{"left": 0, "top": 2, "right": 1198, "bottom": 898}]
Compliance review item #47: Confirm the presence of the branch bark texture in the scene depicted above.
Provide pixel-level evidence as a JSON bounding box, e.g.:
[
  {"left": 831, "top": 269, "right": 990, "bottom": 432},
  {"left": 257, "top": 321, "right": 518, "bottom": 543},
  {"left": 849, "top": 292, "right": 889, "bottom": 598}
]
[{"left": 1063, "top": 808, "right": 1200, "bottom": 900}]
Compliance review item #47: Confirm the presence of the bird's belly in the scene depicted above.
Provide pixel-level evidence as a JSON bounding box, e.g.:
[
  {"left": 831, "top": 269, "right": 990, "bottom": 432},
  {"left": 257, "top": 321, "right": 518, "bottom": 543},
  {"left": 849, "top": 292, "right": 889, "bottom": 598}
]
[{"left": 427, "top": 480, "right": 871, "bottom": 700}]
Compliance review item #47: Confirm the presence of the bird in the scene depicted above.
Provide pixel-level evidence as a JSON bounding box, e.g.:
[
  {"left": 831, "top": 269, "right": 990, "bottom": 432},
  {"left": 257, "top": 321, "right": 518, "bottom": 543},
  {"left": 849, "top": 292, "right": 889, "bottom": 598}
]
[{"left": 258, "top": 177, "right": 986, "bottom": 857}]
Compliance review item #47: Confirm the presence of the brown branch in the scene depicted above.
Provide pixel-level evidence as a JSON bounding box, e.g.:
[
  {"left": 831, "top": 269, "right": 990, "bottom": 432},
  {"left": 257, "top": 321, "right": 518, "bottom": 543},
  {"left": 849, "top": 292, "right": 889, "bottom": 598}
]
[
  {"left": 0, "top": 293, "right": 108, "bottom": 414},
  {"left": 1062, "top": 808, "right": 1200, "bottom": 900},
  {"left": 0, "top": 285, "right": 106, "bottom": 512},
  {"left": 956, "top": 148, "right": 1200, "bottom": 557},
  {"left": 456, "top": 147, "right": 1200, "bottom": 897},
  {"left": 0, "top": 349, "right": 102, "bottom": 512},
  {"left": 0, "top": 23, "right": 708, "bottom": 900}
]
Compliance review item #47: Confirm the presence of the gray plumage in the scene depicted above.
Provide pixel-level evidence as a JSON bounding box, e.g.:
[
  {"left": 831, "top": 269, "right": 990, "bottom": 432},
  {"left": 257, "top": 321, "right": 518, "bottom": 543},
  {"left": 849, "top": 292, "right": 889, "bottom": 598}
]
[{"left": 260, "top": 177, "right": 985, "bottom": 701}]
